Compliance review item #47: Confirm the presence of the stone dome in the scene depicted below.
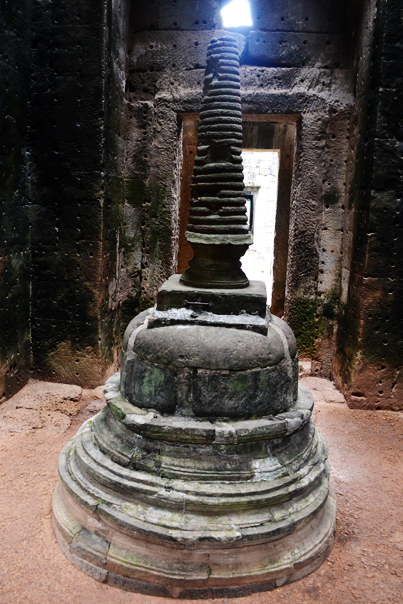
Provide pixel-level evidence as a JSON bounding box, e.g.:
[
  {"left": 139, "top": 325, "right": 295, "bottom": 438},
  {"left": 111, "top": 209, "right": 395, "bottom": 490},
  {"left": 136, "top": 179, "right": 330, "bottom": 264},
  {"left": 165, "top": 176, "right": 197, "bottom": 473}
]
[{"left": 120, "top": 309, "right": 298, "bottom": 419}]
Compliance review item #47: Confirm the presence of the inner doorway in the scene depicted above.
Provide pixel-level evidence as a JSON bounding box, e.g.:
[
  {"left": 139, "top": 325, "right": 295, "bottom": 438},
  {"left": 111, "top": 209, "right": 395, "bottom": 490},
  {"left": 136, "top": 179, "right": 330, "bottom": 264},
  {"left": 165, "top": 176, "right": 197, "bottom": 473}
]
[
  {"left": 241, "top": 150, "right": 280, "bottom": 303},
  {"left": 177, "top": 114, "right": 298, "bottom": 316}
]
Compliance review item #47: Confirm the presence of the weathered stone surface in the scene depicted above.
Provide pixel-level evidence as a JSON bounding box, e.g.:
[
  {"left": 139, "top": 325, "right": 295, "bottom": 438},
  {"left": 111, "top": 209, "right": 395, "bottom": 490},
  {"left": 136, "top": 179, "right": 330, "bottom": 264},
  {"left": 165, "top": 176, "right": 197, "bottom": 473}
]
[
  {"left": 180, "top": 35, "right": 253, "bottom": 289},
  {"left": 344, "top": 362, "right": 403, "bottom": 412},
  {"left": 156, "top": 274, "right": 267, "bottom": 317},
  {"left": 191, "top": 363, "right": 293, "bottom": 418},
  {"left": 129, "top": 30, "right": 245, "bottom": 73},
  {"left": 121, "top": 357, "right": 295, "bottom": 419},
  {"left": 104, "top": 375, "right": 313, "bottom": 445},
  {"left": 249, "top": 0, "right": 344, "bottom": 34},
  {"left": 301, "top": 376, "right": 346, "bottom": 404},
  {"left": 121, "top": 308, "right": 154, "bottom": 351},
  {"left": 133, "top": 324, "right": 284, "bottom": 370},
  {"left": 54, "top": 520, "right": 108, "bottom": 583},
  {"left": 158, "top": 0, "right": 217, "bottom": 31},
  {"left": 246, "top": 31, "right": 345, "bottom": 69},
  {"left": 270, "top": 314, "right": 298, "bottom": 359},
  {"left": 0, "top": 378, "right": 107, "bottom": 434},
  {"left": 0, "top": 0, "right": 32, "bottom": 400},
  {"left": 149, "top": 307, "right": 269, "bottom": 335},
  {"left": 119, "top": 274, "right": 305, "bottom": 418},
  {"left": 299, "top": 359, "right": 312, "bottom": 377},
  {"left": 335, "top": 0, "right": 403, "bottom": 408},
  {"left": 1, "top": 0, "right": 126, "bottom": 391},
  {"left": 122, "top": 357, "right": 178, "bottom": 415},
  {"left": 71, "top": 528, "right": 109, "bottom": 568},
  {"left": 120, "top": 305, "right": 301, "bottom": 418},
  {"left": 52, "top": 384, "right": 336, "bottom": 595}
]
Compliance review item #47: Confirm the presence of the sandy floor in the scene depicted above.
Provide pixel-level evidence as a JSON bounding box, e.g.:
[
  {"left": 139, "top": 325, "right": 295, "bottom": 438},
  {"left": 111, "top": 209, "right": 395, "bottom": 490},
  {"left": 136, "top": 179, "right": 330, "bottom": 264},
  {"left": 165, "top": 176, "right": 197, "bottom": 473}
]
[{"left": 0, "top": 379, "right": 402, "bottom": 604}]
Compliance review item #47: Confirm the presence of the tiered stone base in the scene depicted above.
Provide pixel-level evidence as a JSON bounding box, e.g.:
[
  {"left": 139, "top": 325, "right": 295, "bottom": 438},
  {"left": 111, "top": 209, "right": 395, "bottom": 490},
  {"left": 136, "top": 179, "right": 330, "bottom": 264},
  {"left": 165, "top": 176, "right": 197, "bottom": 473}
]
[{"left": 52, "top": 378, "right": 336, "bottom": 598}]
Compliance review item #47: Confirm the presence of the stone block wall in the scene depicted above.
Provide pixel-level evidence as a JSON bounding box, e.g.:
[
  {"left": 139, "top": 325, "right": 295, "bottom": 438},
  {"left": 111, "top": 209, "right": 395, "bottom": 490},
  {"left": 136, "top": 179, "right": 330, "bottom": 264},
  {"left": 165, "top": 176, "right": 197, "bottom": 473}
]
[
  {"left": 28, "top": 0, "right": 110, "bottom": 388},
  {"left": 0, "top": 0, "right": 128, "bottom": 395},
  {"left": 0, "top": 1, "right": 32, "bottom": 400},
  {"left": 336, "top": 0, "right": 403, "bottom": 410}
]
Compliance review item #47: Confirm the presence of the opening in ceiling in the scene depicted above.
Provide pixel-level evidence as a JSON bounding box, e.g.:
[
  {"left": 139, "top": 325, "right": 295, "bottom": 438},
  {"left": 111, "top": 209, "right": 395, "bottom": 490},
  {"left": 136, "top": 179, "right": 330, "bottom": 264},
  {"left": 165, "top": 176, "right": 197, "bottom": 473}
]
[{"left": 221, "top": 0, "right": 253, "bottom": 28}]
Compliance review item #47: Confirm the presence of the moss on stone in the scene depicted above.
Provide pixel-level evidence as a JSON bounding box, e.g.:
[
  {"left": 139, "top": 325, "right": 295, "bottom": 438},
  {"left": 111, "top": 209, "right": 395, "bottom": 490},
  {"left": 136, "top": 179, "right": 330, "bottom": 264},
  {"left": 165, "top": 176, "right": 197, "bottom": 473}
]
[
  {"left": 259, "top": 372, "right": 269, "bottom": 391},
  {"left": 140, "top": 366, "right": 165, "bottom": 400},
  {"left": 108, "top": 401, "right": 126, "bottom": 422},
  {"left": 289, "top": 296, "right": 320, "bottom": 357},
  {"left": 229, "top": 375, "right": 248, "bottom": 395}
]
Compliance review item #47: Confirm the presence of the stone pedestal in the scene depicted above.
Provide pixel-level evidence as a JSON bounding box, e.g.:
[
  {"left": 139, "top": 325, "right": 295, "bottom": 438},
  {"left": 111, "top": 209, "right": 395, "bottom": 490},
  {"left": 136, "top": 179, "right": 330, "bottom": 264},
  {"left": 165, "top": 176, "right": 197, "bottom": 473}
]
[
  {"left": 52, "top": 34, "right": 335, "bottom": 594},
  {"left": 52, "top": 276, "right": 336, "bottom": 597}
]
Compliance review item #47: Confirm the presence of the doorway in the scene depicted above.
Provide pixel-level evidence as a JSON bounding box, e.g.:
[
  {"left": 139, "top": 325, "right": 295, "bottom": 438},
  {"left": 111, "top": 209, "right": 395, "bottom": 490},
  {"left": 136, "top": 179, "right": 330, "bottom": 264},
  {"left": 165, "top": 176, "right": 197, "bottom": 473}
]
[
  {"left": 177, "top": 114, "right": 298, "bottom": 316},
  {"left": 241, "top": 150, "right": 280, "bottom": 302}
]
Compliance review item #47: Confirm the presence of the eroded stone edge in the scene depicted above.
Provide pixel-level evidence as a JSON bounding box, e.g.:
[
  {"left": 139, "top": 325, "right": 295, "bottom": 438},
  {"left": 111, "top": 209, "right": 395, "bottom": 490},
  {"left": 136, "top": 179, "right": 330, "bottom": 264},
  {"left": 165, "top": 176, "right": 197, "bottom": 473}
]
[
  {"left": 104, "top": 373, "right": 314, "bottom": 445},
  {"left": 52, "top": 483, "right": 336, "bottom": 598}
]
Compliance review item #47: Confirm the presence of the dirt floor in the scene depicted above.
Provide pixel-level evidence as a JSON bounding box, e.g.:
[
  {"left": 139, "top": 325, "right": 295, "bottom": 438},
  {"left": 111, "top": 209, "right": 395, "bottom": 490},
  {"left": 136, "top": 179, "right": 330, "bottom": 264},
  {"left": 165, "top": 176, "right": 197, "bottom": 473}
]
[{"left": 0, "top": 377, "right": 402, "bottom": 604}]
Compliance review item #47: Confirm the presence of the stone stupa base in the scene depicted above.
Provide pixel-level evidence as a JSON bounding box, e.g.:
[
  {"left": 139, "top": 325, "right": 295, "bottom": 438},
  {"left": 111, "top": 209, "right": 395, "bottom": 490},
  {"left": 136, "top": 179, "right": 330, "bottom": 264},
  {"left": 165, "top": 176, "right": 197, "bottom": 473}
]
[{"left": 52, "top": 374, "right": 336, "bottom": 598}]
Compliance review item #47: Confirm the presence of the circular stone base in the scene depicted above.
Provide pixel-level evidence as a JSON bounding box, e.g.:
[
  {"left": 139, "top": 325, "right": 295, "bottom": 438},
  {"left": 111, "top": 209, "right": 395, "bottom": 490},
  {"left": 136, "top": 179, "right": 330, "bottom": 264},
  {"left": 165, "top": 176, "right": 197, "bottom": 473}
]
[
  {"left": 52, "top": 383, "right": 336, "bottom": 598},
  {"left": 53, "top": 482, "right": 335, "bottom": 598}
]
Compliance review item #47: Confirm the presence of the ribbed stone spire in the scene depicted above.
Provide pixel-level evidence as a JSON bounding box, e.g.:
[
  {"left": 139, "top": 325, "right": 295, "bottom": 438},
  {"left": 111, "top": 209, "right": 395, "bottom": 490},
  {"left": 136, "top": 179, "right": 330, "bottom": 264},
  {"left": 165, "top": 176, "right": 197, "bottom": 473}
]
[{"left": 180, "top": 35, "right": 252, "bottom": 289}]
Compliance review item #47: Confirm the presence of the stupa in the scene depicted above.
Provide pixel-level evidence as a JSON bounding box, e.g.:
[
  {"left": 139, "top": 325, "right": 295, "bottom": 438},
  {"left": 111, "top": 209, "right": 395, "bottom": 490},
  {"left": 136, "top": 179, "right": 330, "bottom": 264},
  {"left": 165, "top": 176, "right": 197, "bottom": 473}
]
[{"left": 52, "top": 36, "right": 336, "bottom": 598}]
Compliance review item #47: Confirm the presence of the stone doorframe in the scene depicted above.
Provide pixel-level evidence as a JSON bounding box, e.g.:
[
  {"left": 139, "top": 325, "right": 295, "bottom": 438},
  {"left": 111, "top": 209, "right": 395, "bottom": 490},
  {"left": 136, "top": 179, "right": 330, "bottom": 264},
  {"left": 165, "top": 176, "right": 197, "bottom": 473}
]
[{"left": 177, "top": 113, "right": 299, "bottom": 317}]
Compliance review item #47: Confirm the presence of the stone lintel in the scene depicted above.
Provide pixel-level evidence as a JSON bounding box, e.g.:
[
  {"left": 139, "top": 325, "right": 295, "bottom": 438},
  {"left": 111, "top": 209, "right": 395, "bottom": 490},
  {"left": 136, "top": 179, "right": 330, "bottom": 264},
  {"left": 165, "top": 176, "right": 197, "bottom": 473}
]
[{"left": 156, "top": 274, "right": 267, "bottom": 317}]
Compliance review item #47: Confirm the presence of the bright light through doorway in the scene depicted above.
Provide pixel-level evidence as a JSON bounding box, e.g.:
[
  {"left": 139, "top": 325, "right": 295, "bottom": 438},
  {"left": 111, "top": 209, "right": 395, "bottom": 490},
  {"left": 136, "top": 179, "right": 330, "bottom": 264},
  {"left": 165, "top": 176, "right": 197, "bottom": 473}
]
[
  {"left": 221, "top": 0, "right": 253, "bottom": 28},
  {"left": 241, "top": 150, "right": 280, "bottom": 304}
]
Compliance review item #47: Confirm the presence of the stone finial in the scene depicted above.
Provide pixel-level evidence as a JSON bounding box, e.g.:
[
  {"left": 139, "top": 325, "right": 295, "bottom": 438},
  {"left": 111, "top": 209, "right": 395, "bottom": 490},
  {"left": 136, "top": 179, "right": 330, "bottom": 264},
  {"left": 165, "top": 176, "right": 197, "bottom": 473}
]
[{"left": 180, "top": 36, "right": 252, "bottom": 289}]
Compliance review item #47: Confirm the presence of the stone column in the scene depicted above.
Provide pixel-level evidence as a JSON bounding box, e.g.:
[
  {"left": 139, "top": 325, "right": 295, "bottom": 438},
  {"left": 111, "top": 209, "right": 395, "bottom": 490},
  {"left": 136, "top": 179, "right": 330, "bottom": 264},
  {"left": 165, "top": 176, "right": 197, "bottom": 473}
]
[{"left": 181, "top": 36, "right": 252, "bottom": 288}]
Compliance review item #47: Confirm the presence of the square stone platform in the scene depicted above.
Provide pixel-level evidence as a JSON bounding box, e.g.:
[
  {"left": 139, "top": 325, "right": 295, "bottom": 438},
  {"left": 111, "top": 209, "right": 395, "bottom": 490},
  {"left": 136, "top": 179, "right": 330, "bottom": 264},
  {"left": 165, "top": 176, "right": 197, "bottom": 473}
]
[{"left": 156, "top": 275, "right": 268, "bottom": 317}]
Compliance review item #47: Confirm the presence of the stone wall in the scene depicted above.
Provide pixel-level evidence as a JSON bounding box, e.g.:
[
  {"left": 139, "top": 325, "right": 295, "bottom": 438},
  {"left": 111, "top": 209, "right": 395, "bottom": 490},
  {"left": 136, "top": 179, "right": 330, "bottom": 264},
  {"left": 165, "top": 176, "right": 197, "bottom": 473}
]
[
  {"left": 0, "top": 1, "right": 32, "bottom": 400},
  {"left": 0, "top": 0, "right": 128, "bottom": 393},
  {"left": 336, "top": 0, "right": 403, "bottom": 410}
]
